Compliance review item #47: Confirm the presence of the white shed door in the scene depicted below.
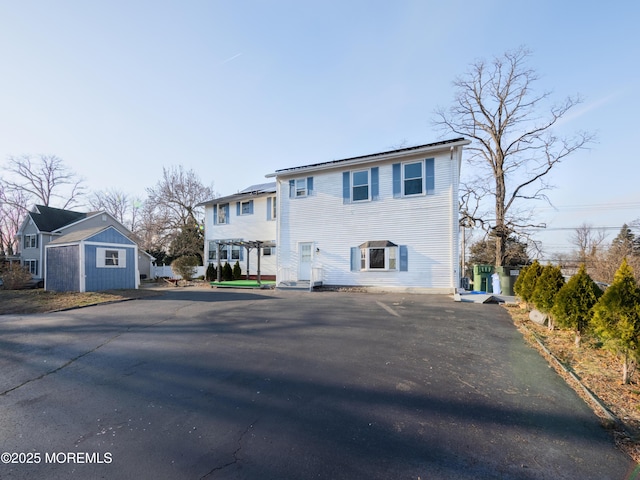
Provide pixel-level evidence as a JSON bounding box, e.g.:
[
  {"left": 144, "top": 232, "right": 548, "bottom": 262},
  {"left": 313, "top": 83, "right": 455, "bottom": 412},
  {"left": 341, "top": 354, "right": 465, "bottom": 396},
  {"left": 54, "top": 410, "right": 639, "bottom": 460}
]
[{"left": 298, "top": 243, "right": 313, "bottom": 281}]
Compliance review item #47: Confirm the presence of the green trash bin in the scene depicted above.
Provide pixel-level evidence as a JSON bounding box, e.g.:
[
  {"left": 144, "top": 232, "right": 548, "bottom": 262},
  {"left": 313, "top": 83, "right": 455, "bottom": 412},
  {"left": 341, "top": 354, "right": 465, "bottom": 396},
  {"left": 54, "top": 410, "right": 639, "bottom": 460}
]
[
  {"left": 495, "top": 266, "right": 520, "bottom": 296},
  {"left": 473, "top": 264, "right": 494, "bottom": 292}
]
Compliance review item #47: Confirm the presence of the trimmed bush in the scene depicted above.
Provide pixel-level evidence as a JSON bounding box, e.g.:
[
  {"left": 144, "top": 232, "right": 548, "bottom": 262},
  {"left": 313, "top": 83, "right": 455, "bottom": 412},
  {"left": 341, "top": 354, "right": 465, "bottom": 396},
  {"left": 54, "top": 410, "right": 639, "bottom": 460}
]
[
  {"left": 531, "top": 264, "right": 565, "bottom": 330},
  {"left": 222, "top": 262, "right": 233, "bottom": 281},
  {"left": 232, "top": 261, "right": 242, "bottom": 280},
  {"left": 206, "top": 263, "right": 217, "bottom": 282},
  {"left": 552, "top": 265, "right": 602, "bottom": 347},
  {"left": 171, "top": 255, "right": 200, "bottom": 281},
  {"left": 514, "top": 259, "right": 542, "bottom": 306},
  {"left": 591, "top": 258, "right": 640, "bottom": 384}
]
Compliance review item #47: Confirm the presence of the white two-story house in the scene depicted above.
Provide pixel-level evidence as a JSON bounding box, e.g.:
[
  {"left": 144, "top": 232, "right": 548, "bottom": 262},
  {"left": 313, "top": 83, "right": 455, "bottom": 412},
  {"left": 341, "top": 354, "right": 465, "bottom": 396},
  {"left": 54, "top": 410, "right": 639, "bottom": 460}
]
[
  {"left": 199, "top": 183, "right": 278, "bottom": 279},
  {"left": 266, "top": 138, "right": 470, "bottom": 293}
]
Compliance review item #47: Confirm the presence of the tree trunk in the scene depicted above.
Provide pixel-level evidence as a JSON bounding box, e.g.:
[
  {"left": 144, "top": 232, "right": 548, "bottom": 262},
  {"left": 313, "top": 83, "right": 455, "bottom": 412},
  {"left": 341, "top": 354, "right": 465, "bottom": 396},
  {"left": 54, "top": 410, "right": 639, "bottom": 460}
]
[
  {"left": 623, "top": 354, "right": 630, "bottom": 385},
  {"left": 574, "top": 330, "right": 581, "bottom": 348}
]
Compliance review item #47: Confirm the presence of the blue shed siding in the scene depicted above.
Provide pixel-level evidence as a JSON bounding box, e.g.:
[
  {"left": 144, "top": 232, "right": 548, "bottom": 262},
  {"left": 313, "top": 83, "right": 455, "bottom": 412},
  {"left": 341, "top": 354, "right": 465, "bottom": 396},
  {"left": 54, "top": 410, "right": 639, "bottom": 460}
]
[
  {"left": 46, "top": 245, "right": 80, "bottom": 292},
  {"left": 84, "top": 245, "right": 136, "bottom": 291},
  {"left": 87, "top": 228, "right": 135, "bottom": 245}
]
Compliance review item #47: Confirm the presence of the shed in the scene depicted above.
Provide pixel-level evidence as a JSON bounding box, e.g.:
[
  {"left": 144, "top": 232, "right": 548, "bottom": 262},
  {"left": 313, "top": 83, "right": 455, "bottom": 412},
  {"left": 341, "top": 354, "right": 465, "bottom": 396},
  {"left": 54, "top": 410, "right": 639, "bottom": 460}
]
[{"left": 45, "top": 226, "right": 139, "bottom": 292}]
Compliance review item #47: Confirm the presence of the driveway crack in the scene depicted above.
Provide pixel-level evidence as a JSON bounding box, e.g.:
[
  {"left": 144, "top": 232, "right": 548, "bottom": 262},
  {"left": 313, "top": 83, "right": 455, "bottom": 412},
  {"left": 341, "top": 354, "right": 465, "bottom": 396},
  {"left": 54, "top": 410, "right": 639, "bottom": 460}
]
[{"left": 200, "top": 420, "right": 257, "bottom": 478}]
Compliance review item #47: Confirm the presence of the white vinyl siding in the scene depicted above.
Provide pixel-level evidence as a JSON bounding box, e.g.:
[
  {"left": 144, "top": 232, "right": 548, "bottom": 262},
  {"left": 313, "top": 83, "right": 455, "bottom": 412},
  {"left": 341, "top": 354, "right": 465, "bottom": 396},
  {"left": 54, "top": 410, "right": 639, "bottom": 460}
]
[{"left": 277, "top": 150, "right": 459, "bottom": 291}]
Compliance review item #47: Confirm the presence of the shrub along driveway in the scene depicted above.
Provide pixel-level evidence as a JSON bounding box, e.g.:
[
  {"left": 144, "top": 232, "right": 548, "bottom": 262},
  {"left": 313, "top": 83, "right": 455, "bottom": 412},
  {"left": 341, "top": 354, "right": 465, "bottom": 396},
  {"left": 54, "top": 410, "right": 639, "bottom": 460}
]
[{"left": 0, "top": 288, "right": 634, "bottom": 479}]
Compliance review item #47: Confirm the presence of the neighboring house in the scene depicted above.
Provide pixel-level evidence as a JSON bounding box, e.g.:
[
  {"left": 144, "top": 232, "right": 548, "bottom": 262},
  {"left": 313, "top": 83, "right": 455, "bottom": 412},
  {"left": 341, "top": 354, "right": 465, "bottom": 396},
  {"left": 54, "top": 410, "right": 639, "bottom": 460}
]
[
  {"left": 15, "top": 205, "right": 153, "bottom": 285},
  {"left": 266, "top": 138, "right": 470, "bottom": 293},
  {"left": 198, "top": 183, "right": 277, "bottom": 279},
  {"left": 45, "top": 226, "right": 139, "bottom": 292}
]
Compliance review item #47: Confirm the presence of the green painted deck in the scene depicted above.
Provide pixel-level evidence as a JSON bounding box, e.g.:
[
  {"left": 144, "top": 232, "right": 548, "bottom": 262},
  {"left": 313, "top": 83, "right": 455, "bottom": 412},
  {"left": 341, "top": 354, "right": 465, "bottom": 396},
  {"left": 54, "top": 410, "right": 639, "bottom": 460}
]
[{"left": 210, "top": 280, "right": 276, "bottom": 289}]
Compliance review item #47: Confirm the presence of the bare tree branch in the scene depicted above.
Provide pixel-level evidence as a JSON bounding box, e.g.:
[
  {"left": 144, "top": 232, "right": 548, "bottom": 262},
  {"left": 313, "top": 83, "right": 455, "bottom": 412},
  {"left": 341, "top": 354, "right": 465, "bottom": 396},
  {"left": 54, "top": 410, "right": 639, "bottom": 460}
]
[{"left": 434, "top": 46, "right": 595, "bottom": 265}]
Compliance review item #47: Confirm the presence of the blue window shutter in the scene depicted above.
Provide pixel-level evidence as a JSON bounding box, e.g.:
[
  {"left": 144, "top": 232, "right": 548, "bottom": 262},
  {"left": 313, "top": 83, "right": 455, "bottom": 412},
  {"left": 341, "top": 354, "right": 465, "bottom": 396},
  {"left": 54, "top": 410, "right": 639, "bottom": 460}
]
[
  {"left": 236, "top": 202, "right": 241, "bottom": 216},
  {"left": 342, "top": 171, "right": 350, "bottom": 204},
  {"left": 213, "top": 205, "right": 218, "bottom": 225},
  {"left": 425, "top": 158, "right": 435, "bottom": 194},
  {"left": 289, "top": 179, "right": 295, "bottom": 198},
  {"left": 240, "top": 246, "right": 244, "bottom": 261},
  {"left": 399, "top": 246, "right": 408, "bottom": 271},
  {"left": 371, "top": 167, "right": 379, "bottom": 200},
  {"left": 307, "top": 177, "right": 314, "bottom": 195},
  {"left": 392, "top": 163, "right": 401, "bottom": 198},
  {"left": 225, "top": 204, "right": 230, "bottom": 222},
  {"left": 266, "top": 197, "right": 272, "bottom": 220},
  {"left": 248, "top": 200, "right": 254, "bottom": 214},
  {"left": 350, "top": 247, "right": 359, "bottom": 272}
]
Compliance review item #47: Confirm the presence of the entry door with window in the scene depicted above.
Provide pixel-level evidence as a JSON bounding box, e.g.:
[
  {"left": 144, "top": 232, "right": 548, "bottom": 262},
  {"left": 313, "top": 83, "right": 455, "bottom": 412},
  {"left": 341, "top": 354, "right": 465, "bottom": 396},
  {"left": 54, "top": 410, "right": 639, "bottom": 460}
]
[{"left": 298, "top": 242, "right": 313, "bottom": 281}]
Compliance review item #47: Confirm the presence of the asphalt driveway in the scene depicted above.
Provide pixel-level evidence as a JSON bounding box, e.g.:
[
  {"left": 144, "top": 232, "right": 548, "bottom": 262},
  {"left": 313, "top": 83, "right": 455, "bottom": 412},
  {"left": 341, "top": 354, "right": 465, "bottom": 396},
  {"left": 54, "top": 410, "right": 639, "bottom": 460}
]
[{"left": 0, "top": 288, "right": 634, "bottom": 479}]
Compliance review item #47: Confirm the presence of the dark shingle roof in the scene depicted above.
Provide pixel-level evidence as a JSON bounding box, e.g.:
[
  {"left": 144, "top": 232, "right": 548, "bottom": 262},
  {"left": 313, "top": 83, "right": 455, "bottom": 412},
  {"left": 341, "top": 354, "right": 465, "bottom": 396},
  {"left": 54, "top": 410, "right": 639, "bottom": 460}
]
[
  {"left": 271, "top": 138, "right": 468, "bottom": 175},
  {"left": 29, "top": 205, "right": 87, "bottom": 232}
]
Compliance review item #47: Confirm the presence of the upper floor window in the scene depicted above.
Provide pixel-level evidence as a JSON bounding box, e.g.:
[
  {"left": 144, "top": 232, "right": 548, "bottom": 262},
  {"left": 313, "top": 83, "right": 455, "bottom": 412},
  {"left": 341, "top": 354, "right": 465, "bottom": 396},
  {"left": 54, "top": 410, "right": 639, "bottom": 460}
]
[
  {"left": 214, "top": 203, "right": 229, "bottom": 225},
  {"left": 238, "top": 200, "right": 253, "bottom": 215},
  {"left": 288, "top": 177, "right": 314, "bottom": 198},
  {"left": 266, "top": 196, "right": 277, "bottom": 220},
  {"left": 393, "top": 158, "right": 435, "bottom": 198},
  {"left": 24, "top": 234, "right": 38, "bottom": 249},
  {"left": 403, "top": 162, "right": 423, "bottom": 196},
  {"left": 342, "top": 168, "right": 379, "bottom": 204}
]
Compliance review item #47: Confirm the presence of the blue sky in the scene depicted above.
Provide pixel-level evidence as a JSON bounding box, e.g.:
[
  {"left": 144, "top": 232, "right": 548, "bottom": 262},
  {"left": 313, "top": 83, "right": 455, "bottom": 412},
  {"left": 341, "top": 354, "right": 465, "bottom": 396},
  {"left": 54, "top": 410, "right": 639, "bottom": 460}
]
[{"left": 1, "top": 0, "right": 638, "bottom": 257}]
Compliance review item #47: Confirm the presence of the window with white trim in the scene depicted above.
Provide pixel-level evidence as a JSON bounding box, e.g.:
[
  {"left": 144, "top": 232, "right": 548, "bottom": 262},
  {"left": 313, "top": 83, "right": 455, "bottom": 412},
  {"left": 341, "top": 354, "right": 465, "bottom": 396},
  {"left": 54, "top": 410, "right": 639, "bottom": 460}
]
[
  {"left": 352, "top": 170, "right": 369, "bottom": 202},
  {"left": 23, "top": 234, "right": 38, "bottom": 249},
  {"left": 218, "top": 204, "right": 228, "bottom": 224},
  {"left": 359, "top": 241, "right": 398, "bottom": 271},
  {"left": 23, "top": 259, "right": 38, "bottom": 275},
  {"left": 97, "top": 247, "right": 127, "bottom": 268},
  {"left": 403, "top": 161, "right": 423, "bottom": 196}
]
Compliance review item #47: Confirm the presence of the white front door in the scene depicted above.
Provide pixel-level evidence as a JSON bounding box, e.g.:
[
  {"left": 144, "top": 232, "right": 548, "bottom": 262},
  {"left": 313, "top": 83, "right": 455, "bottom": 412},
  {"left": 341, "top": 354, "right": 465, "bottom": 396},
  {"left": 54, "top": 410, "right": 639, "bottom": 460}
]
[{"left": 298, "top": 242, "right": 313, "bottom": 281}]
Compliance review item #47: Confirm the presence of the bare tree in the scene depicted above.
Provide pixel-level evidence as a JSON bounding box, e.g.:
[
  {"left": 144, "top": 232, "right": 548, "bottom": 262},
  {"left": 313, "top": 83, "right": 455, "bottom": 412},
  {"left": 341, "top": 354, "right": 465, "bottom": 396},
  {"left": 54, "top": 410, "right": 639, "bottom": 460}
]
[
  {"left": 2, "top": 154, "right": 85, "bottom": 208},
  {"left": 569, "top": 223, "right": 606, "bottom": 265},
  {"left": 0, "top": 184, "right": 30, "bottom": 256},
  {"left": 434, "top": 47, "right": 595, "bottom": 266},
  {"left": 88, "top": 189, "right": 144, "bottom": 231},
  {"left": 142, "top": 166, "right": 215, "bottom": 261}
]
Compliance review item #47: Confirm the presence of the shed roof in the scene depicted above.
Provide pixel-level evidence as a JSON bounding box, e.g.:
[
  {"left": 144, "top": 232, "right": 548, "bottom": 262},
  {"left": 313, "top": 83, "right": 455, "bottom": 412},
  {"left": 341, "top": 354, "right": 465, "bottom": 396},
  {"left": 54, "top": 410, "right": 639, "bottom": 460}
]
[{"left": 47, "top": 225, "right": 130, "bottom": 245}]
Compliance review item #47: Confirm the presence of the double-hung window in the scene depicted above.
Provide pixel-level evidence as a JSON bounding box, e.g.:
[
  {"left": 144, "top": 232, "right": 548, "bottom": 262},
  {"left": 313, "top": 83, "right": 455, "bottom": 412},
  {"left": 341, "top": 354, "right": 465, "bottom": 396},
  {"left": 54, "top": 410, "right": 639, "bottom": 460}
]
[
  {"left": 342, "top": 167, "right": 379, "bottom": 203},
  {"left": 403, "top": 162, "right": 423, "bottom": 195},
  {"left": 393, "top": 158, "right": 435, "bottom": 198},
  {"left": 23, "top": 259, "right": 38, "bottom": 275},
  {"left": 288, "top": 177, "right": 314, "bottom": 198},
  {"left": 215, "top": 203, "right": 229, "bottom": 224},
  {"left": 23, "top": 234, "right": 38, "bottom": 249}
]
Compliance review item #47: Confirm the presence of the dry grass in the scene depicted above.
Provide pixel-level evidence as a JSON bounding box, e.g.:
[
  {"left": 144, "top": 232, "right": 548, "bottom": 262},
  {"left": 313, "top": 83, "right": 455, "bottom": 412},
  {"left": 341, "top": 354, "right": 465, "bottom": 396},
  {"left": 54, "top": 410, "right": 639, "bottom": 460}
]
[
  {"left": 0, "top": 288, "right": 162, "bottom": 315},
  {"left": 505, "top": 304, "right": 640, "bottom": 463}
]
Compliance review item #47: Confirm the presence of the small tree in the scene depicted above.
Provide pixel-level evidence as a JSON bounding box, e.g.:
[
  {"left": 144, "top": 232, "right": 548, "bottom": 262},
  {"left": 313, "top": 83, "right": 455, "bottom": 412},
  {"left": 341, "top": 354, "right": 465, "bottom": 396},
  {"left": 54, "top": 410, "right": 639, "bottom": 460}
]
[
  {"left": 205, "top": 263, "right": 217, "bottom": 282},
  {"left": 514, "top": 260, "right": 543, "bottom": 307},
  {"left": 222, "top": 262, "right": 233, "bottom": 281},
  {"left": 552, "top": 265, "right": 602, "bottom": 347},
  {"left": 531, "top": 264, "right": 565, "bottom": 331},
  {"left": 591, "top": 259, "right": 640, "bottom": 384},
  {"left": 171, "top": 255, "right": 200, "bottom": 282},
  {"left": 232, "top": 260, "right": 242, "bottom": 280}
]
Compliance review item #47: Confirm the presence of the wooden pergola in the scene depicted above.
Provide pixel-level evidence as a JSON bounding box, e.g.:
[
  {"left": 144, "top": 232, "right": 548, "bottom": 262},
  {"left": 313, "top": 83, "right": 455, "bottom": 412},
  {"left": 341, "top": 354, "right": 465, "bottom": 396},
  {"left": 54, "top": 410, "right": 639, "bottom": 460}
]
[{"left": 214, "top": 239, "right": 275, "bottom": 284}]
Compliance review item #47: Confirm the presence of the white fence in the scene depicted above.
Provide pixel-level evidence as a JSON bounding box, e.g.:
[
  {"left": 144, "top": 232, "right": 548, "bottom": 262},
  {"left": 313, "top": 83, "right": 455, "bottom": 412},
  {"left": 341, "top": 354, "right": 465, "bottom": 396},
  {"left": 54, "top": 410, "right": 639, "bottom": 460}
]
[{"left": 151, "top": 265, "right": 206, "bottom": 279}]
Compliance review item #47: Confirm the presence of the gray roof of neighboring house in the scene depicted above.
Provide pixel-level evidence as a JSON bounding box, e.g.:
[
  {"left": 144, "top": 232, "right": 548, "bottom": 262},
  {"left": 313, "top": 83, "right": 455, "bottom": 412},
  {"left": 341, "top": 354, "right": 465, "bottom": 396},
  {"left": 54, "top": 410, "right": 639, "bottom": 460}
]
[
  {"left": 267, "top": 137, "right": 469, "bottom": 177},
  {"left": 28, "top": 205, "right": 88, "bottom": 232},
  {"left": 197, "top": 182, "right": 276, "bottom": 207}
]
